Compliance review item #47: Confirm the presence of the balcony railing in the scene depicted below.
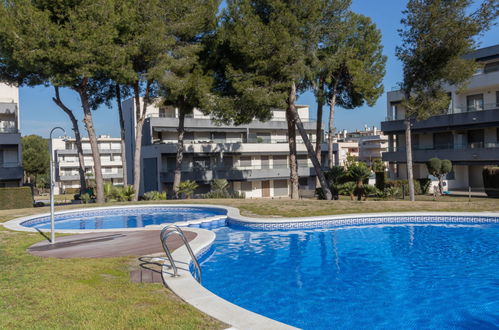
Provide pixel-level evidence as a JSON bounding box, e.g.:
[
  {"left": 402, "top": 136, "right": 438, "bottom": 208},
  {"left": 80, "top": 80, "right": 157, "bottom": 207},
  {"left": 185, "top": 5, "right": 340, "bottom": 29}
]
[
  {"left": 153, "top": 138, "right": 315, "bottom": 145},
  {"left": 389, "top": 142, "right": 499, "bottom": 152},
  {"left": 386, "top": 103, "right": 499, "bottom": 121},
  {"left": 0, "top": 125, "right": 18, "bottom": 133},
  {"left": 0, "top": 161, "right": 21, "bottom": 168}
]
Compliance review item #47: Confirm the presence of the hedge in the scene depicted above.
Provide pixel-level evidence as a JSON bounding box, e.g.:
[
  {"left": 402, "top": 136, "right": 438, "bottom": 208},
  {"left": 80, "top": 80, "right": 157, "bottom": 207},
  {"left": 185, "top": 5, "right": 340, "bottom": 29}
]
[
  {"left": 0, "top": 186, "right": 33, "bottom": 210},
  {"left": 385, "top": 179, "right": 422, "bottom": 195},
  {"left": 483, "top": 167, "right": 499, "bottom": 198}
]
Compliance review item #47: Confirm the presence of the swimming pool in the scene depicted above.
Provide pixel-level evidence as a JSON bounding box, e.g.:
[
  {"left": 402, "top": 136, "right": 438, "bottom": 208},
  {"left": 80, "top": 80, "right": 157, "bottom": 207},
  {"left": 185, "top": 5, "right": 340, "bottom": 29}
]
[
  {"left": 20, "top": 206, "right": 227, "bottom": 230},
  {"left": 199, "top": 223, "right": 499, "bottom": 329}
]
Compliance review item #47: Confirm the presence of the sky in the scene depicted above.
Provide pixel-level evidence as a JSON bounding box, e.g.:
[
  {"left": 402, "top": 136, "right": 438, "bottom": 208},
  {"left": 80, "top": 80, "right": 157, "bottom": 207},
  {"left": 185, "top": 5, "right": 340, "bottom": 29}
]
[{"left": 19, "top": 0, "right": 499, "bottom": 138}]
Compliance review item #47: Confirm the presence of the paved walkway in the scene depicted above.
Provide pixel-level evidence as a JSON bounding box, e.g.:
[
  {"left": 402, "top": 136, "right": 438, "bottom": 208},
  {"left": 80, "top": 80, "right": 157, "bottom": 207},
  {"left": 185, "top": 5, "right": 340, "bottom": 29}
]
[{"left": 28, "top": 230, "right": 197, "bottom": 259}]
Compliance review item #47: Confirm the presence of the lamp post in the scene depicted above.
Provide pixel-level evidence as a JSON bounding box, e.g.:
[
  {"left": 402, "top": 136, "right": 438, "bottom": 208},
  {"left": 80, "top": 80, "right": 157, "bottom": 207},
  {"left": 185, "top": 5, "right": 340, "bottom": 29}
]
[{"left": 49, "top": 127, "right": 65, "bottom": 244}]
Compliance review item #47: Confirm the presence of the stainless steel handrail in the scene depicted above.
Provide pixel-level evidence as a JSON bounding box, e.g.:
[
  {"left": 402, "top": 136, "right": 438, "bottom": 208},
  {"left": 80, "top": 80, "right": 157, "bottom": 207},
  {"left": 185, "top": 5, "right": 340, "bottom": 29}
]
[{"left": 160, "top": 225, "right": 202, "bottom": 283}]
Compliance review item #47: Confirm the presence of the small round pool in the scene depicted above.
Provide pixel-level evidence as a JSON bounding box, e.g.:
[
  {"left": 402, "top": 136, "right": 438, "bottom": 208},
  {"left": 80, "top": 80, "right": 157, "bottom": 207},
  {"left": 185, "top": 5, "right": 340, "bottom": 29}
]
[
  {"left": 21, "top": 206, "right": 227, "bottom": 230},
  {"left": 200, "top": 222, "right": 499, "bottom": 329}
]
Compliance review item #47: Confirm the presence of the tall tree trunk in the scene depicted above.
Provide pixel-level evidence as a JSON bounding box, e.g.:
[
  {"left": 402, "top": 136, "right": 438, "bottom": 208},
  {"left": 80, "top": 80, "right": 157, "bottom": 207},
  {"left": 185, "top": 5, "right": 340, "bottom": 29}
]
[
  {"left": 404, "top": 119, "right": 415, "bottom": 201},
  {"left": 52, "top": 86, "right": 87, "bottom": 193},
  {"left": 115, "top": 84, "right": 127, "bottom": 186},
  {"left": 132, "top": 80, "right": 152, "bottom": 201},
  {"left": 286, "top": 100, "right": 299, "bottom": 200},
  {"left": 315, "top": 80, "right": 324, "bottom": 188},
  {"left": 173, "top": 107, "right": 186, "bottom": 198},
  {"left": 327, "top": 83, "right": 338, "bottom": 168},
  {"left": 77, "top": 83, "right": 104, "bottom": 204},
  {"left": 288, "top": 82, "right": 332, "bottom": 200}
]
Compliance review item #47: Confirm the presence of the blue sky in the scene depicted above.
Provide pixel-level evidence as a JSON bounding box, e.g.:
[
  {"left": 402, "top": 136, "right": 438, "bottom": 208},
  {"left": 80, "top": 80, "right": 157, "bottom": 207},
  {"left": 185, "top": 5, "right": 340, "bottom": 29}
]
[{"left": 19, "top": 0, "right": 499, "bottom": 138}]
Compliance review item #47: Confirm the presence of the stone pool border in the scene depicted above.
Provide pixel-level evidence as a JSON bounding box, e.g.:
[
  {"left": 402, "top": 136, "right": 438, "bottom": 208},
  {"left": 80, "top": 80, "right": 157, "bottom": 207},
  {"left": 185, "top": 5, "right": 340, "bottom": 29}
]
[
  {"left": 1, "top": 204, "right": 230, "bottom": 233},
  {"left": 3, "top": 205, "right": 499, "bottom": 329},
  {"left": 163, "top": 208, "right": 499, "bottom": 330}
]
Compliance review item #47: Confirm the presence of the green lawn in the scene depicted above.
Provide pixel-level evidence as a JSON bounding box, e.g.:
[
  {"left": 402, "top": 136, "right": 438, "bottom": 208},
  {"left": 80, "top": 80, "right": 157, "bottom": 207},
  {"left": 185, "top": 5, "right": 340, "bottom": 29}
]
[{"left": 1, "top": 197, "right": 498, "bottom": 329}]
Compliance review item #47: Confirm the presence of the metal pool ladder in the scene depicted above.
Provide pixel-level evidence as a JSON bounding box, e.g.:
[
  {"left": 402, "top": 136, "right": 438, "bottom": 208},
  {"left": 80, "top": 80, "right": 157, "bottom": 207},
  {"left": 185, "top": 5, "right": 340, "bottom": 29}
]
[{"left": 160, "top": 224, "right": 202, "bottom": 283}]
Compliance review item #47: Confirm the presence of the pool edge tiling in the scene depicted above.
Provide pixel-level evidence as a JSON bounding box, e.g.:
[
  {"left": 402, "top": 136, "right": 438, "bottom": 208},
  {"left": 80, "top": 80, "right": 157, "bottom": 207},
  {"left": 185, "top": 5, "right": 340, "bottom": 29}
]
[
  {"left": 1, "top": 204, "right": 230, "bottom": 233},
  {"left": 3, "top": 206, "right": 499, "bottom": 329},
  {"left": 161, "top": 209, "right": 499, "bottom": 330}
]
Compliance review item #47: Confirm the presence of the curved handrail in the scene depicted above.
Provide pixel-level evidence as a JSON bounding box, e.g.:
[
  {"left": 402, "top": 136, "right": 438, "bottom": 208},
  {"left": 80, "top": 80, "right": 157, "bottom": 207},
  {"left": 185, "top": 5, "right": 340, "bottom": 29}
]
[{"left": 160, "top": 225, "right": 202, "bottom": 283}]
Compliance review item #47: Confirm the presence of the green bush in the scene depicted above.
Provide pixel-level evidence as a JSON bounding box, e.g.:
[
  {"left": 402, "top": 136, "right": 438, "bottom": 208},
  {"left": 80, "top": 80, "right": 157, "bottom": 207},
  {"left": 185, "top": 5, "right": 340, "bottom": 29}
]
[
  {"left": 385, "top": 179, "right": 422, "bottom": 195},
  {"left": 0, "top": 186, "right": 33, "bottom": 209},
  {"left": 417, "top": 178, "right": 432, "bottom": 195},
  {"left": 80, "top": 193, "right": 91, "bottom": 204},
  {"left": 482, "top": 167, "right": 499, "bottom": 198},
  {"left": 143, "top": 191, "right": 167, "bottom": 200}
]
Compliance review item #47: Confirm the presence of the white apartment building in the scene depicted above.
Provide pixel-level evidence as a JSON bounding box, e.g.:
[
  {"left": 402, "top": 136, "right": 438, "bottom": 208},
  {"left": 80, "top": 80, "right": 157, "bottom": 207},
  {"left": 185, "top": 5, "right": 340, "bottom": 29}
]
[
  {"left": 52, "top": 135, "right": 124, "bottom": 194},
  {"left": 382, "top": 44, "right": 499, "bottom": 191},
  {"left": 122, "top": 99, "right": 319, "bottom": 198},
  {"left": 0, "top": 83, "right": 23, "bottom": 187},
  {"left": 334, "top": 127, "right": 388, "bottom": 165}
]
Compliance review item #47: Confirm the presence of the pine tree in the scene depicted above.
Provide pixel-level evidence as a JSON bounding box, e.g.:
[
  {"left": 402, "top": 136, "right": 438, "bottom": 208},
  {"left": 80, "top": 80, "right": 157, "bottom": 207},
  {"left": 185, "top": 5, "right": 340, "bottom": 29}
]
[
  {"left": 0, "top": 0, "right": 128, "bottom": 203},
  {"left": 397, "top": 0, "right": 498, "bottom": 201},
  {"left": 157, "top": 0, "right": 218, "bottom": 198},
  {"left": 320, "top": 12, "right": 386, "bottom": 169},
  {"left": 215, "top": 0, "right": 332, "bottom": 199}
]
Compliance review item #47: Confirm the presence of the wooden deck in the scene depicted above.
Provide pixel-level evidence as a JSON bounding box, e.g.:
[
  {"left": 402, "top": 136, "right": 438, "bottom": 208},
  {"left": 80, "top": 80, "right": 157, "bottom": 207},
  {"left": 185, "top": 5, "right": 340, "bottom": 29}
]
[{"left": 28, "top": 230, "right": 197, "bottom": 258}]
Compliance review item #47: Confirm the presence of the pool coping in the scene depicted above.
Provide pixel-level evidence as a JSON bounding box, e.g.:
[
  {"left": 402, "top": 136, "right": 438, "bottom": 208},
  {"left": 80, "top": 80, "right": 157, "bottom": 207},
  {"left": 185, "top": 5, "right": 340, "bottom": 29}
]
[
  {"left": 162, "top": 227, "right": 296, "bottom": 330},
  {"left": 3, "top": 204, "right": 499, "bottom": 329},
  {"left": 1, "top": 204, "right": 230, "bottom": 233}
]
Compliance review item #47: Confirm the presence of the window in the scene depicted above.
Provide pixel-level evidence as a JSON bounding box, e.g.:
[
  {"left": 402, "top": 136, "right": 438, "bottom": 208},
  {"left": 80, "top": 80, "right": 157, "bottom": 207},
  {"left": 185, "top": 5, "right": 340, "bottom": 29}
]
[
  {"left": 466, "top": 94, "right": 484, "bottom": 111},
  {"left": 210, "top": 132, "right": 226, "bottom": 143},
  {"left": 273, "top": 155, "right": 287, "bottom": 169},
  {"left": 468, "top": 129, "right": 484, "bottom": 148},
  {"left": 433, "top": 132, "right": 454, "bottom": 150},
  {"left": 239, "top": 156, "right": 252, "bottom": 167},
  {"left": 241, "top": 181, "right": 252, "bottom": 192},
  {"left": 496, "top": 91, "right": 499, "bottom": 107},
  {"left": 484, "top": 60, "right": 499, "bottom": 74}
]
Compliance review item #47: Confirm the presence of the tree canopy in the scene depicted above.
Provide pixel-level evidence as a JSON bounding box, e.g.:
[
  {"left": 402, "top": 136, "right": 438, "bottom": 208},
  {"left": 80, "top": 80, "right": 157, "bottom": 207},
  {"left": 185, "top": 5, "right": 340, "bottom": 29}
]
[{"left": 21, "top": 135, "right": 49, "bottom": 181}]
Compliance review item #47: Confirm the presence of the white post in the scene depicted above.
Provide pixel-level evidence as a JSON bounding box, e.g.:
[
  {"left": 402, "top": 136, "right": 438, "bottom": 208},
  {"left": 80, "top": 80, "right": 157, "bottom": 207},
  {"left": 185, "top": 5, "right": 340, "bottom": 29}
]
[{"left": 49, "top": 127, "right": 65, "bottom": 244}]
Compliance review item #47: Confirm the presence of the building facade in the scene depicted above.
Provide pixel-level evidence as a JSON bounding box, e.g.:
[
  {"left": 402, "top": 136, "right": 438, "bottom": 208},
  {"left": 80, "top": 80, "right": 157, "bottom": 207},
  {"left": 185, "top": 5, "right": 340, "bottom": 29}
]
[
  {"left": 333, "top": 127, "right": 388, "bottom": 166},
  {"left": 381, "top": 44, "right": 499, "bottom": 191},
  {"left": 122, "top": 99, "right": 319, "bottom": 198},
  {"left": 52, "top": 136, "right": 124, "bottom": 194},
  {"left": 0, "top": 83, "right": 23, "bottom": 187}
]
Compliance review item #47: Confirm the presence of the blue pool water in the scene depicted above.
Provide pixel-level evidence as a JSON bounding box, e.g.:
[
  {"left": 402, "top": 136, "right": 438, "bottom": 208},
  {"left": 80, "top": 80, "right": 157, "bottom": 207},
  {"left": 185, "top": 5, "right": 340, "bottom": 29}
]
[
  {"left": 200, "top": 223, "right": 499, "bottom": 329},
  {"left": 22, "top": 207, "right": 226, "bottom": 230}
]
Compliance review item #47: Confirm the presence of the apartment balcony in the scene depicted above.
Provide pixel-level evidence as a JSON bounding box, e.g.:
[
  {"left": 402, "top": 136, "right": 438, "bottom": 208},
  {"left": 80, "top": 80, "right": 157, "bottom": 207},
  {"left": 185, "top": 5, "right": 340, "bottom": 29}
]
[
  {"left": 160, "top": 165, "right": 315, "bottom": 183},
  {"left": 58, "top": 170, "right": 124, "bottom": 181},
  {"left": 56, "top": 148, "right": 121, "bottom": 155},
  {"left": 0, "top": 162, "right": 23, "bottom": 180},
  {"left": 382, "top": 143, "right": 499, "bottom": 164},
  {"left": 382, "top": 104, "right": 499, "bottom": 133},
  {"left": 148, "top": 115, "right": 317, "bottom": 132},
  {"left": 145, "top": 142, "right": 314, "bottom": 155}
]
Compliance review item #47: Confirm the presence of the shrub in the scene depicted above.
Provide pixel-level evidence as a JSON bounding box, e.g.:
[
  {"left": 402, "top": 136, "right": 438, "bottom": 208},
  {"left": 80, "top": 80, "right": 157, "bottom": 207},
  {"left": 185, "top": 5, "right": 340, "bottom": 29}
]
[
  {"left": 385, "top": 179, "right": 422, "bottom": 195},
  {"left": 119, "top": 185, "right": 135, "bottom": 201},
  {"left": 417, "top": 178, "right": 432, "bottom": 195},
  {"left": 0, "top": 186, "right": 33, "bottom": 209},
  {"left": 426, "top": 158, "right": 453, "bottom": 194},
  {"left": 338, "top": 182, "right": 356, "bottom": 200},
  {"left": 178, "top": 180, "right": 198, "bottom": 199},
  {"left": 143, "top": 191, "right": 167, "bottom": 200},
  {"left": 325, "top": 166, "right": 347, "bottom": 185},
  {"left": 482, "top": 167, "right": 499, "bottom": 198},
  {"left": 80, "top": 193, "right": 91, "bottom": 204},
  {"left": 362, "top": 184, "right": 379, "bottom": 200}
]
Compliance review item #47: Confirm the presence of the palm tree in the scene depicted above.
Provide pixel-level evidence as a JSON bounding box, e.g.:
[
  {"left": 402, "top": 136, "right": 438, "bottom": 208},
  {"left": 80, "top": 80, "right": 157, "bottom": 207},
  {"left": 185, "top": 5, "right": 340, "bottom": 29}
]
[{"left": 347, "top": 162, "right": 372, "bottom": 201}]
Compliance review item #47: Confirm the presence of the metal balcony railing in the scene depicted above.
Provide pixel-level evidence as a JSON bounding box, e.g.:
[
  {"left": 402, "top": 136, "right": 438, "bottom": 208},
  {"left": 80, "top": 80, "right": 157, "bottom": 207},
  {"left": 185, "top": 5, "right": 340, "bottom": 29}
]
[
  {"left": 0, "top": 161, "right": 21, "bottom": 168},
  {"left": 389, "top": 142, "right": 499, "bottom": 152}
]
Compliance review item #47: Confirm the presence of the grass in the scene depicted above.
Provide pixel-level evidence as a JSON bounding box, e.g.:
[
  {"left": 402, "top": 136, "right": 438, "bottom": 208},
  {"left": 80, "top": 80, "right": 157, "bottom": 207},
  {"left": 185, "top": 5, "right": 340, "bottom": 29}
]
[{"left": 1, "top": 196, "right": 498, "bottom": 329}]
